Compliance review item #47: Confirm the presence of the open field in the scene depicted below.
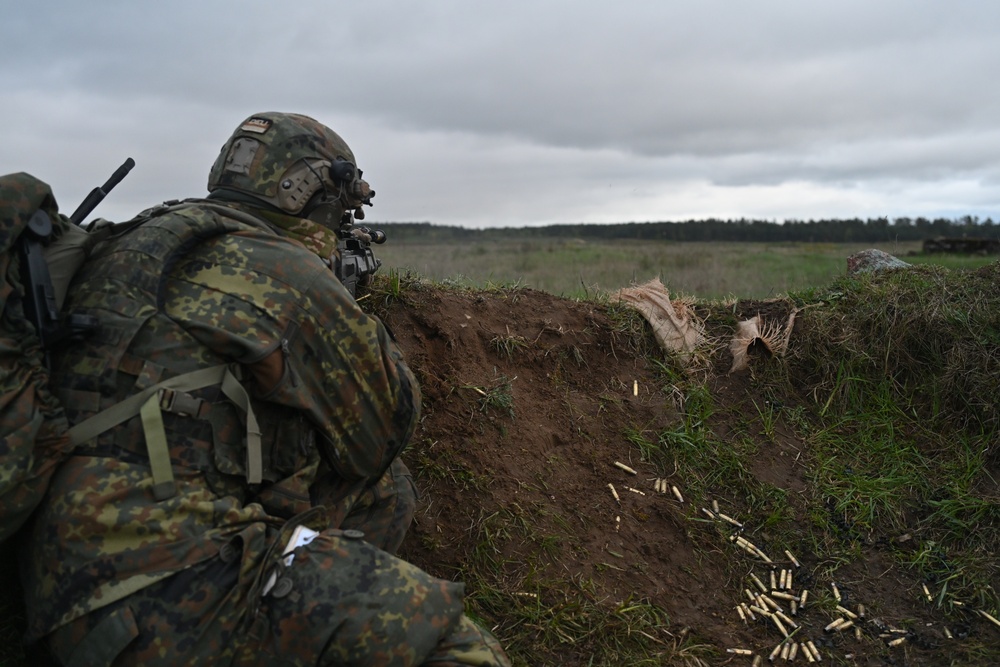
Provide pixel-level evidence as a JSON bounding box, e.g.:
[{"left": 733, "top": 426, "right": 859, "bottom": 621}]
[{"left": 374, "top": 239, "right": 997, "bottom": 300}]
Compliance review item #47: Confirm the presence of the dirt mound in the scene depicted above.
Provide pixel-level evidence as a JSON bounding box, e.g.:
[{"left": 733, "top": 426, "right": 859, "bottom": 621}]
[
  {"left": 1, "top": 277, "right": 994, "bottom": 666},
  {"left": 383, "top": 286, "right": 700, "bottom": 606},
  {"left": 372, "top": 282, "right": 998, "bottom": 666}
]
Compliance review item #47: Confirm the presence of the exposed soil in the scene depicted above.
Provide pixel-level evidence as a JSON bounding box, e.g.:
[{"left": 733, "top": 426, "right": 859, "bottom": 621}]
[
  {"left": 1, "top": 282, "right": 993, "bottom": 666},
  {"left": 373, "top": 284, "right": 997, "bottom": 666}
]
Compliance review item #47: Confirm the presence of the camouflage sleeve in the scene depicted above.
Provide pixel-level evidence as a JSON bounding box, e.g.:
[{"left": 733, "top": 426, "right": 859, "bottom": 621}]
[{"left": 162, "top": 229, "right": 420, "bottom": 483}]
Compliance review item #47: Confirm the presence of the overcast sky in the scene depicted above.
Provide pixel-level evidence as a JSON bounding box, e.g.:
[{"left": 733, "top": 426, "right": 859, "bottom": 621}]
[{"left": 3, "top": 1, "right": 1000, "bottom": 228}]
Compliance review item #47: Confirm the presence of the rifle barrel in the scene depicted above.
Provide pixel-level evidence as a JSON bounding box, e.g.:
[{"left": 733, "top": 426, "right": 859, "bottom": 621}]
[{"left": 70, "top": 157, "right": 135, "bottom": 226}]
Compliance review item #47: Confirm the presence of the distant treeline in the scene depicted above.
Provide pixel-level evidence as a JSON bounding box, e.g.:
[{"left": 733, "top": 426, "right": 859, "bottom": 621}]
[{"left": 372, "top": 216, "right": 1000, "bottom": 243}]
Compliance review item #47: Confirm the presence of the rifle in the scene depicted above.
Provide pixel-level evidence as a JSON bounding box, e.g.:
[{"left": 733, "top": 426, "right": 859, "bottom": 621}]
[{"left": 334, "top": 220, "right": 387, "bottom": 298}]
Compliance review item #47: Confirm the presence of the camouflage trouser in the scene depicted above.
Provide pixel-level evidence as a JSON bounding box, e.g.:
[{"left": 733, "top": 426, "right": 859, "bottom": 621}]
[
  {"left": 45, "top": 461, "right": 511, "bottom": 667},
  {"left": 310, "top": 457, "right": 416, "bottom": 556}
]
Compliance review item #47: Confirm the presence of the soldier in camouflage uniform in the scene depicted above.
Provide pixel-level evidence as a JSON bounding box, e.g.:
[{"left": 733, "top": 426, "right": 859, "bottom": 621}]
[{"left": 19, "top": 112, "right": 511, "bottom": 666}]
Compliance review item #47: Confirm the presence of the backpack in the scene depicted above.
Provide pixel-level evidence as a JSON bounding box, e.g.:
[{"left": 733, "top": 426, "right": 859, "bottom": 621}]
[
  {"left": 0, "top": 172, "right": 85, "bottom": 542},
  {"left": 0, "top": 160, "right": 140, "bottom": 542},
  {"left": 0, "top": 169, "right": 268, "bottom": 542}
]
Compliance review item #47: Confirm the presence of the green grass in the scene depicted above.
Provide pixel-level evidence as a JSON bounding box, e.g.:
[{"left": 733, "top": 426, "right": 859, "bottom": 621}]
[
  {"left": 463, "top": 372, "right": 516, "bottom": 419},
  {"left": 374, "top": 239, "right": 997, "bottom": 300}
]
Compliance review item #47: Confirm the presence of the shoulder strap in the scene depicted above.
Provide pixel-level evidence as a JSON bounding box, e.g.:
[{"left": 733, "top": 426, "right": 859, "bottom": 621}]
[{"left": 67, "top": 364, "right": 262, "bottom": 500}]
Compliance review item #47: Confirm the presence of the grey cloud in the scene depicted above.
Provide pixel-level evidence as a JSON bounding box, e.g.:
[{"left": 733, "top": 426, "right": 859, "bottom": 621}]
[{"left": 3, "top": 0, "right": 1000, "bottom": 226}]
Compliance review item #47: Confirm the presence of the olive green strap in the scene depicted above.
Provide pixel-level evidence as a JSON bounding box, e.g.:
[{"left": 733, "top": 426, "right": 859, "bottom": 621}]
[
  {"left": 220, "top": 368, "right": 263, "bottom": 485},
  {"left": 67, "top": 365, "right": 230, "bottom": 446},
  {"left": 67, "top": 364, "right": 263, "bottom": 497},
  {"left": 139, "top": 391, "right": 175, "bottom": 501}
]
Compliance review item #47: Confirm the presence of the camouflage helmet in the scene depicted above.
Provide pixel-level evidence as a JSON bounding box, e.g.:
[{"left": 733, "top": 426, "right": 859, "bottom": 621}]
[{"left": 207, "top": 112, "right": 374, "bottom": 224}]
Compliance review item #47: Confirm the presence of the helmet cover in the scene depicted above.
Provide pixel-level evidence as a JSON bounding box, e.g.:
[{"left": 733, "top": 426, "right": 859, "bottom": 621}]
[{"left": 207, "top": 112, "right": 373, "bottom": 219}]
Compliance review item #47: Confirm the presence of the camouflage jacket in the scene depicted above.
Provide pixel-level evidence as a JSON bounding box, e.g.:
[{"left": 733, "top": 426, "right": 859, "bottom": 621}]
[{"left": 20, "top": 201, "right": 419, "bottom": 641}]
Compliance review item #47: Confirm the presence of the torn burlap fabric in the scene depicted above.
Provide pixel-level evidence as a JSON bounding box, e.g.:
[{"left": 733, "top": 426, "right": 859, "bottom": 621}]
[
  {"left": 613, "top": 279, "right": 706, "bottom": 365},
  {"left": 727, "top": 311, "right": 798, "bottom": 373}
]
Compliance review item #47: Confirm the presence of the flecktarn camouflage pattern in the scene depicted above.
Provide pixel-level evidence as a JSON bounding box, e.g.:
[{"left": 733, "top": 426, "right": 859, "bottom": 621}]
[
  {"left": 19, "top": 191, "right": 510, "bottom": 665},
  {"left": 207, "top": 111, "right": 374, "bottom": 224},
  {"left": 0, "top": 172, "right": 74, "bottom": 543}
]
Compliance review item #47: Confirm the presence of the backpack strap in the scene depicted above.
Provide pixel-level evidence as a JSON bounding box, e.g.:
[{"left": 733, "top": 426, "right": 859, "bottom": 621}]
[{"left": 67, "top": 364, "right": 262, "bottom": 500}]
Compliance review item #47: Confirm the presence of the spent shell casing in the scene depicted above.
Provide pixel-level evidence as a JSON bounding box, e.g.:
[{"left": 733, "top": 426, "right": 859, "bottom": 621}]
[
  {"left": 743, "top": 603, "right": 757, "bottom": 621},
  {"left": 784, "top": 549, "right": 801, "bottom": 567},
  {"left": 831, "top": 582, "right": 841, "bottom": 602},
  {"left": 807, "top": 640, "right": 821, "bottom": 661},
  {"left": 750, "top": 604, "right": 770, "bottom": 617},
  {"left": 802, "top": 642, "right": 816, "bottom": 663},
  {"left": 788, "top": 642, "right": 799, "bottom": 660},
  {"left": 726, "top": 648, "right": 753, "bottom": 655},
  {"left": 751, "top": 573, "right": 768, "bottom": 593},
  {"left": 712, "top": 499, "right": 720, "bottom": 513},
  {"left": 753, "top": 655, "right": 764, "bottom": 667},
  {"left": 779, "top": 569, "right": 787, "bottom": 590},
  {"left": 857, "top": 603, "right": 865, "bottom": 618},
  {"left": 980, "top": 610, "right": 1000, "bottom": 629},
  {"left": 762, "top": 594, "right": 783, "bottom": 613},
  {"left": 781, "top": 643, "right": 791, "bottom": 660},
  {"left": 944, "top": 627, "right": 953, "bottom": 639},
  {"left": 922, "top": 583, "right": 933, "bottom": 603},
  {"left": 768, "top": 643, "right": 783, "bottom": 661},
  {"left": 700, "top": 507, "right": 716, "bottom": 520},
  {"left": 717, "top": 512, "right": 743, "bottom": 528},
  {"left": 772, "top": 614, "right": 789, "bottom": 636},
  {"left": 671, "top": 485, "right": 684, "bottom": 503},
  {"left": 776, "top": 610, "right": 798, "bottom": 628},
  {"left": 608, "top": 483, "right": 620, "bottom": 503},
  {"left": 626, "top": 486, "right": 646, "bottom": 495},
  {"left": 790, "top": 600, "right": 798, "bottom": 616},
  {"left": 854, "top": 625, "right": 862, "bottom": 641},
  {"left": 825, "top": 618, "right": 846, "bottom": 632},
  {"left": 755, "top": 548, "right": 774, "bottom": 564},
  {"left": 737, "top": 605, "right": 747, "bottom": 623},
  {"left": 800, "top": 589, "right": 809, "bottom": 607},
  {"left": 836, "top": 620, "right": 854, "bottom": 632},
  {"left": 888, "top": 636, "right": 906, "bottom": 647},
  {"left": 745, "top": 588, "right": 757, "bottom": 602},
  {"left": 613, "top": 461, "right": 638, "bottom": 475},
  {"left": 787, "top": 569, "right": 793, "bottom": 590},
  {"left": 770, "top": 570, "right": 777, "bottom": 590},
  {"left": 836, "top": 605, "right": 858, "bottom": 620},
  {"left": 771, "top": 591, "right": 798, "bottom": 601},
  {"left": 735, "top": 539, "right": 760, "bottom": 558}
]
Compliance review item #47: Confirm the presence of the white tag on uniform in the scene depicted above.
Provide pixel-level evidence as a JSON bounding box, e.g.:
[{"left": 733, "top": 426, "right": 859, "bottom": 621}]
[{"left": 261, "top": 525, "right": 321, "bottom": 596}]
